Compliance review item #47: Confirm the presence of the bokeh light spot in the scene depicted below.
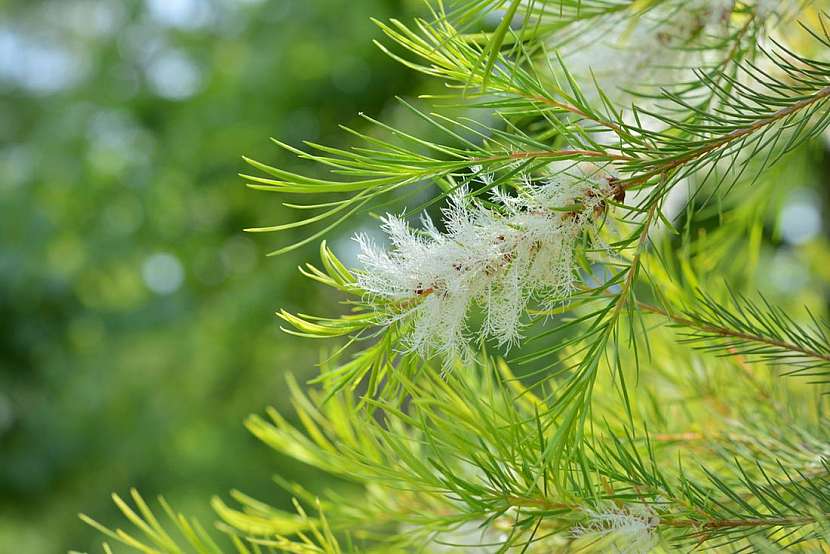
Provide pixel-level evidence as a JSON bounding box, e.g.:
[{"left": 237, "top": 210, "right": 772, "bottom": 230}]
[
  {"left": 779, "top": 190, "right": 822, "bottom": 245},
  {"left": 142, "top": 252, "right": 185, "bottom": 294}
]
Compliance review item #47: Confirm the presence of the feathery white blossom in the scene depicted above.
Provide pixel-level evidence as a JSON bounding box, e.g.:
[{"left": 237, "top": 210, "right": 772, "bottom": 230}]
[
  {"left": 552, "top": 0, "right": 785, "bottom": 107},
  {"left": 419, "top": 516, "right": 568, "bottom": 553},
  {"left": 571, "top": 504, "right": 660, "bottom": 554},
  {"left": 354, "top": 164, "right": 618, "bottom": 359},
  {"left": 561, "top": 2, "right": 727, "bottom": 93}
]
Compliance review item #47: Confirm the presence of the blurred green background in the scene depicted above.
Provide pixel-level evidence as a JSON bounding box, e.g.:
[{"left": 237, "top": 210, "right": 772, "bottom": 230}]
[{"left": 0, "top": 0, "right": 422, "bottom": 551}]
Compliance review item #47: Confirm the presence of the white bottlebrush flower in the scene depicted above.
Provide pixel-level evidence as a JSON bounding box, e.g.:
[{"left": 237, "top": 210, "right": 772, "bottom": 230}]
[
  {"left": 754, "top": 0, "right": 795, "bottom": 20},
  {"left": 419, "top": 517, "right": 568, "bottom": 553},
  {"left": 353, "top": 163, "right": 618, "bottom": 360},
  {"left": 551, "top": 0, "right": 737, "bottom": 107},
  {"left": 418, "top": 520, "right": 505, "bottom": 554},
  {"left": 571, "top": 504, "right": 660, "bottom": 554}
]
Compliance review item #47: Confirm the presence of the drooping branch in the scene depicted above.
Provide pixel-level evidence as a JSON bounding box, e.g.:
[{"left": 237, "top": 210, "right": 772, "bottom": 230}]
[{"left": 637, "top": 299, "right": 830, "bottom": 368}]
